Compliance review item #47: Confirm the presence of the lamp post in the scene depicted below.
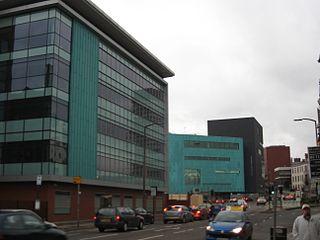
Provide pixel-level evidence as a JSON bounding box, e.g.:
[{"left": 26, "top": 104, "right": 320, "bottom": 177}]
[
  {"left": 142, "top": 122, "right": 158, "bottom": 209},
  {"left": 294, "top": 118, "right": 318, "bottom": 145}
]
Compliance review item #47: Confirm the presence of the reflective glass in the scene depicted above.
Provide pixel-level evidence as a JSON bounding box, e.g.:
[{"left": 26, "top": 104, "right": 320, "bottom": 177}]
[
  {"left": 29, "top": 35, "right": 47, "bottom": 48},
  {"left": 30, "top": 20, "right": 48, "bottom": 36},
  {"left": 27, "top": 75, "right": 45, "bottom": 89},
  {"left": 28, "top": 59, "right": 46, "bottom": 76},
  {"left": 11, "top": 78, "right": 26, "bottom": 91},
  {"left": 14, "top": 23, "right": 29, "bottom": 39},
  {"left": 12, "top": 62, "right": 27, "bottom": 79},
  {"left": 13, "top": 38, "right": 28, "bottom": 51}
]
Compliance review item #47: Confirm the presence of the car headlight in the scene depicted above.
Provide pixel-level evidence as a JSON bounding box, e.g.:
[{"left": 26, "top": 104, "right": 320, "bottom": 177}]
[
  {"left": 206, "top": 225, "right": 214, "bottom": 231},
  {"left": 232, "top": 227, "right": 242, "bottom": 234}
]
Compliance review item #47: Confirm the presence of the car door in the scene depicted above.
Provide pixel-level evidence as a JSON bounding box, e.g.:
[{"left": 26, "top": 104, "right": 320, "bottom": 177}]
[
  {"left": 127, "top": 208, "right": 139, "bottom": 227},
  {"left": 1, "top": 214, "right": 26, "bottom": 240},
  {"left": 21, "top": 213, "right": 49, "bottom": 240}
]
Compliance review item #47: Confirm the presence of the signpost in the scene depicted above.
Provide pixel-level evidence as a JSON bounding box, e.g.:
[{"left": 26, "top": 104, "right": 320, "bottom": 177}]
[
  {"left": 308, "top": 146, "right": 320, "bottom": 178},
  {"left": 73, "top": 176, "right": 81, "bottom": 228},
  {"left": 150, "top": 186, "right": 157, "bottom": 219},
  {"left": 35, "top": 175, "right": 42, "bottom": 210}
]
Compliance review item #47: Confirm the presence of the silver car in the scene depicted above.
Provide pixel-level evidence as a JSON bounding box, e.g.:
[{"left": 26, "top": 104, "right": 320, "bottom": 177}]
[{"left": 163, "top": 205, "right": 193, "bottom": 224}]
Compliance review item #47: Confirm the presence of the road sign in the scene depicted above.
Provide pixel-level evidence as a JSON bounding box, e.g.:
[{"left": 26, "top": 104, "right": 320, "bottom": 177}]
[
  {"left": 36, "top": 175, "right": 42, "bottom": 186},
  {"left": 73, "top": 176, "right": 81, "bottom": 184},
  {"left": 150, "top": 186, "right": 157, "bottom": 196},
  {"left": 308, "top": 146, "right": 320, "bottom": 178}
]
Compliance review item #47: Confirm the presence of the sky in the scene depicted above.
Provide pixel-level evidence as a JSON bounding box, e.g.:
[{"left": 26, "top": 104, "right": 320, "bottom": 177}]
[{"left": 91, "top": 0, "right": 320, "bottom": 159}]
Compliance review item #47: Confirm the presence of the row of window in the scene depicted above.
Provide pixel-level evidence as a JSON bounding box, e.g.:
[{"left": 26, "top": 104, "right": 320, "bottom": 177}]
[
  {"left": 96, "top": 155, "right": 165, "bottom": 181},
  {"left": 184, "top": 140, "right": 240, "bottom": 150},
  {"left": 0, "top": 140, "right": 67, "bottom": 164},
  {"left": 97, "top": 119, "right": 164, "bottom": 153},
  {"left": 184, "top": 156, "right": 231, "bottom": 161},
  {"left": 98, "top": 69, "right": 165, "bottom": 114},
  {"left": 99, "top": 48, "right": 165, "bottom": 101},
  {"left": 0, "top": 18, "right": 71, "bottom": 54},
  {"left": 0, "top": 54, "right": 70, "bottom": 93},
  {"left": 0, "top": 96, "right": 68, "bottom": 121},
  {"left": 98, "top": 84, "right": 163, "bottom": 125}
]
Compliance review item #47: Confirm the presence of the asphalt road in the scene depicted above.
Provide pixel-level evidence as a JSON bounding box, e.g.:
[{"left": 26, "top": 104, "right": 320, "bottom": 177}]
[{"left": 66, "top": 203, "right": 320, "bottom": 240}]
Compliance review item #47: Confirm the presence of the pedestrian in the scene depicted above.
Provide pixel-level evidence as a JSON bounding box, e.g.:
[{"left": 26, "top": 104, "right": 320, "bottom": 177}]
[{"left": 292, "top": 204, "right": 320, "bottom": 240}]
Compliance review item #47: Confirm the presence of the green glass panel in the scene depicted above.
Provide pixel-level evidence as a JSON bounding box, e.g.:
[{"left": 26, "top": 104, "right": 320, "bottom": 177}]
[
  {"left": 15, "top": 14, "right": 29, "bottom": 25},
  {"left": 0, "top": 53, "right": 11, "bottom": 61},
  {"left": 6, "top": 133, "right": 23, "bottom": 142},
  {"left": 4, "top": 164, "right": 22, "bottom": 176},
  {"left": 8, "top": 91, "right": 25, "bottom": 100},
  {"left": 6, "top": 120, "right": 23, "bottom": 133},
  {"left": 0, "top": 93, "right": 7, "bottom": 101},
  {"left": 12, "top": 50, "right": 27, "bottom": 59},
  {"left": 29, "top": 47, "right": 46, "bottom": 57},
  {"left": 26, "top": 88, "right": 45, "bottom": 98},
  {"left": 49, "top": 9, "right": 56, "bottom": 18},
  {"left": 24, "top": 132, "right": 43, "bottom": 141},
  {"left": 43, "top": 118, "right": 50, "bottom": 130},
  {"left": 31, "top": 10, "right": 48, "bottom": 22},
  {"left": 23, "top": 163, "right": 41, "bottom": 175},
  {"left": 1, "top": 17, "right": 13, "bottom": 28},
  {"left": 25, "top": 118, "right": 43, "bottom": 131}
]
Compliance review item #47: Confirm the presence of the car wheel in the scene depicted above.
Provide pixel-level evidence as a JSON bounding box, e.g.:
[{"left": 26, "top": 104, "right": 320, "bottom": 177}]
[
  {"left": 98, "top": 227, "right": 105, "bottom": 232},
  {"left": 138, "top": 221, "right": 144, "bottom": 230},
  {"left": 182, "top": 216, "right": 186, "bottom": 223},
  {"left": 121, "top": 222, "right": 128, "bottom": 232}
]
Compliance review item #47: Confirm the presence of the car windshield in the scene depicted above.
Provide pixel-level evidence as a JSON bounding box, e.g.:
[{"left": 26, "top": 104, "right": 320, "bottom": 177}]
[
  {"left": 98, "top": 208, "right": 115, "bottom": 215},
  {"left": 214, "top": 211, "right": 244, "bottom": 222}
]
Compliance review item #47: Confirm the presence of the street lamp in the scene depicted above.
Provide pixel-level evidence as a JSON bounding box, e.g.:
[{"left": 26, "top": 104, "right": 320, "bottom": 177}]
[
  {"left": 294, "top": 118, "right": 318, "bottom": 145},
  {"left": 142, "top": 122, "right": 159, "bottom": 209}
]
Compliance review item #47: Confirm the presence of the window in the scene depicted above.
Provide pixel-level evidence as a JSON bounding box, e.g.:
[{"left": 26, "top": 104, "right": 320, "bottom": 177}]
[
  {"left": 22, "top": 214, "right": 43, "bottom": 229},
  {"left": 30, "top": 20, "right": 48, "bottom": 36},
  {"left": 184, "top": 168, "right": 200, "bottom": 185},
  {"left": 54, "top": 191, "right": 70, "bottom": 214}
]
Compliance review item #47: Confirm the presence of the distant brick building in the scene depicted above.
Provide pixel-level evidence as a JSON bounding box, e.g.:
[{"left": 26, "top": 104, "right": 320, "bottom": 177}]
[{"left": 264, "top": 145, "right": 291, "bottom": 185}]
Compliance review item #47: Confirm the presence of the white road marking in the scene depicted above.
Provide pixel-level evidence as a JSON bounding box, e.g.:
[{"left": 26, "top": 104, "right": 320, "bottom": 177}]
[
  {"left": 173, "top": 228, "right": 193, "bottom": 234},
  {"left": 137, "top": 235, "right": 164, "bottom": 240},
  {"left": 79, "top": 234, "right": 118, "bottom": 240}
]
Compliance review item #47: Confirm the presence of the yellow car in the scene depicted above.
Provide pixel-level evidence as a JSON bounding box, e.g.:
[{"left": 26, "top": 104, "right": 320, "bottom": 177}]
[{"left": 225, "top": 203, "right": 244, "bottom": 211}]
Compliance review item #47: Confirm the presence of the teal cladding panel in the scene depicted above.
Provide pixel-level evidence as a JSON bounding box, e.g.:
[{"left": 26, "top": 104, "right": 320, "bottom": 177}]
[
  {"left": 68, "top": 20, "right": 98, "bottom": 179},
  {"left": 169, "top": 134, "right": 245, "bottom": 194}
]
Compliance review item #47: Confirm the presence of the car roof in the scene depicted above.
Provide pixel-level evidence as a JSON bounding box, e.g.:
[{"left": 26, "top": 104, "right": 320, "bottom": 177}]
[{"left": 0, "top": 209, "right": 35, "bottom": 214}]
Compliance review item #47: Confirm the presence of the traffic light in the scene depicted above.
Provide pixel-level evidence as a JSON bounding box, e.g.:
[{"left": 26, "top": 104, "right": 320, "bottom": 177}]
[{"left": 269, "top": 185, "right": 275, "bottom": 195}]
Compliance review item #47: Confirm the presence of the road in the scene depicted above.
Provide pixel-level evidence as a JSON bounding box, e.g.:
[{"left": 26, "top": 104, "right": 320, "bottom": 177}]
[{"left": 66, "top": 203, "right": 320, "bottom": 240}]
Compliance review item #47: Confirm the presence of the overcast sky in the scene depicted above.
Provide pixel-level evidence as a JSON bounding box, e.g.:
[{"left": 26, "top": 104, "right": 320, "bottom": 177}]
[{"left": 91, "top": 0, "right": 320, "bottom": 159}]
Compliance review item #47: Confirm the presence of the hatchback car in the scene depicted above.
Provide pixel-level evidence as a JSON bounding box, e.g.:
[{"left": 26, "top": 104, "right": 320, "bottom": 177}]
[
  {"left": 135, "top": 207, "right": 154, "bottom": 224},
  {"left": 206, "top": 210, "right": 253, "bottom": 240},
  {"left": 0, "top": 209, "right": 67, "bottom": 240},
  {"left": 190, "top": 205, "right": 209, "bottom": 220},
  {"left": 256, "top": 196, "right": 267, "bottom": 205},
  {"left": 163, "top": 205, "right": 193, "bottom": 224},
  {"left": 94, "top": 207, "right": 144, "bottom": 232}
]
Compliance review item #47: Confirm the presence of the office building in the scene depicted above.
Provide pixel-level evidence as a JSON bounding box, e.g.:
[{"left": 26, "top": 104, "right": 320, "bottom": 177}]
[
  {"left": 0, "top": 0, "right": 173, "bottom": 221},
  {"left": 168, "top": 133, "right": 245, "bottom": 200},
  {"left": 207, "top": 117, "right": 264, "bottom": 193}
]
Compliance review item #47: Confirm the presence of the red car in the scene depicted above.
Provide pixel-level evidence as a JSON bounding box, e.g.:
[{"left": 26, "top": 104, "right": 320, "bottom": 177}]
[{"left": 190, "top": 204, "right": 210, "bottom": 220}]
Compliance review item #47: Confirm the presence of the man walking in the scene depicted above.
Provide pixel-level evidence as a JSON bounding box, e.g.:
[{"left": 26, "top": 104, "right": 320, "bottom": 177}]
[{"left": 292, "top": 204, "right": 320, "bottom": 240}]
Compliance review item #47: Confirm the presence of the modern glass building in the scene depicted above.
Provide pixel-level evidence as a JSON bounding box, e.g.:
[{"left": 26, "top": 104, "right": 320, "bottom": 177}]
[
  {"left": 169, "top": 134, "right": 245, "bottom": 198},
  {"left": 0, "top": 0, "right": 173, "bottom": 221}
]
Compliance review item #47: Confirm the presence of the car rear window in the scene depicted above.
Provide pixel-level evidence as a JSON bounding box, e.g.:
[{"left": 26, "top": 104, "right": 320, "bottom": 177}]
[{"left": 98, "top": 208, "right": 115, "bottom": 216}]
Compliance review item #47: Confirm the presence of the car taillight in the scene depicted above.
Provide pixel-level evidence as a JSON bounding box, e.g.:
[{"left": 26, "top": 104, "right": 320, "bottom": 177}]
[
  {"left": 164, "top": 207, "right": 167, "bottom": 212},
  {"left": 116, "top": 215, "right": 121, "bottom": 221},
  {"left": 196, "top": 210, "right": 201, "bottom": 214},
  {"left": 93, "top": 216, "right": 97, "bottom": 220},
  {"left": 178, "top": 208, "right": 182, "bottom": 212}
]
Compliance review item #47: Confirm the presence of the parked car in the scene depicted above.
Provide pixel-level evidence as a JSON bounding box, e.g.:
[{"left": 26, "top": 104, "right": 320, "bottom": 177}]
[
  {"left": 135, "top": 207, "right": 154, "bottom": 224},
  {"left": 94, "top": 207, "right": 144, "bottom": 232},
  {"left": 206, "top": 210, "right": 253, "bottom": 240},
  {"left": 0, "top": 209, "right": 67, "bottom": 240},
  {"left": 256, "top": 196, "right": 267, "bottom": 205},
  {"left": 163, "top": 205, "right": 193, "bottom": 224}
]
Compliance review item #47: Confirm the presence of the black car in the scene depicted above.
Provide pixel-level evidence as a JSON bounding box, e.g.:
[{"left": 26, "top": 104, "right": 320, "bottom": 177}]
[
  {"left": 135, "top": 208, "right": 154, "bottom": 224},
  {"left": 94, "top": 207, "right": 144, "bottom": 232},
  {"left": 0, "top": 209, "right": 67, "bottom": 240}
]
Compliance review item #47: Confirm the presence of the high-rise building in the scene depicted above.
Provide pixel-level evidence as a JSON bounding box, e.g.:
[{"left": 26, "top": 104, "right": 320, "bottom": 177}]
[
  {"left": 207, "top": 117, "right": 264, "bottom": 193},
  {"left": 0, "top": 0, "right": 173, "bottom": 221}
]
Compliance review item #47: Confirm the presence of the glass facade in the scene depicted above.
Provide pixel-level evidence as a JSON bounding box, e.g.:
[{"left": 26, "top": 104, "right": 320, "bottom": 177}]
[
  {"left": 96, "top": 43, "right": 167, "bottom": 188},
  {"left": 0, "top": 6, "right": 168, "bottom": 191},
  {"left": 169, "top": 134, "right": 245, "bottom": 194},
  {"left": 0, "top": 8, "right": 72, "bottom": 176}
]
